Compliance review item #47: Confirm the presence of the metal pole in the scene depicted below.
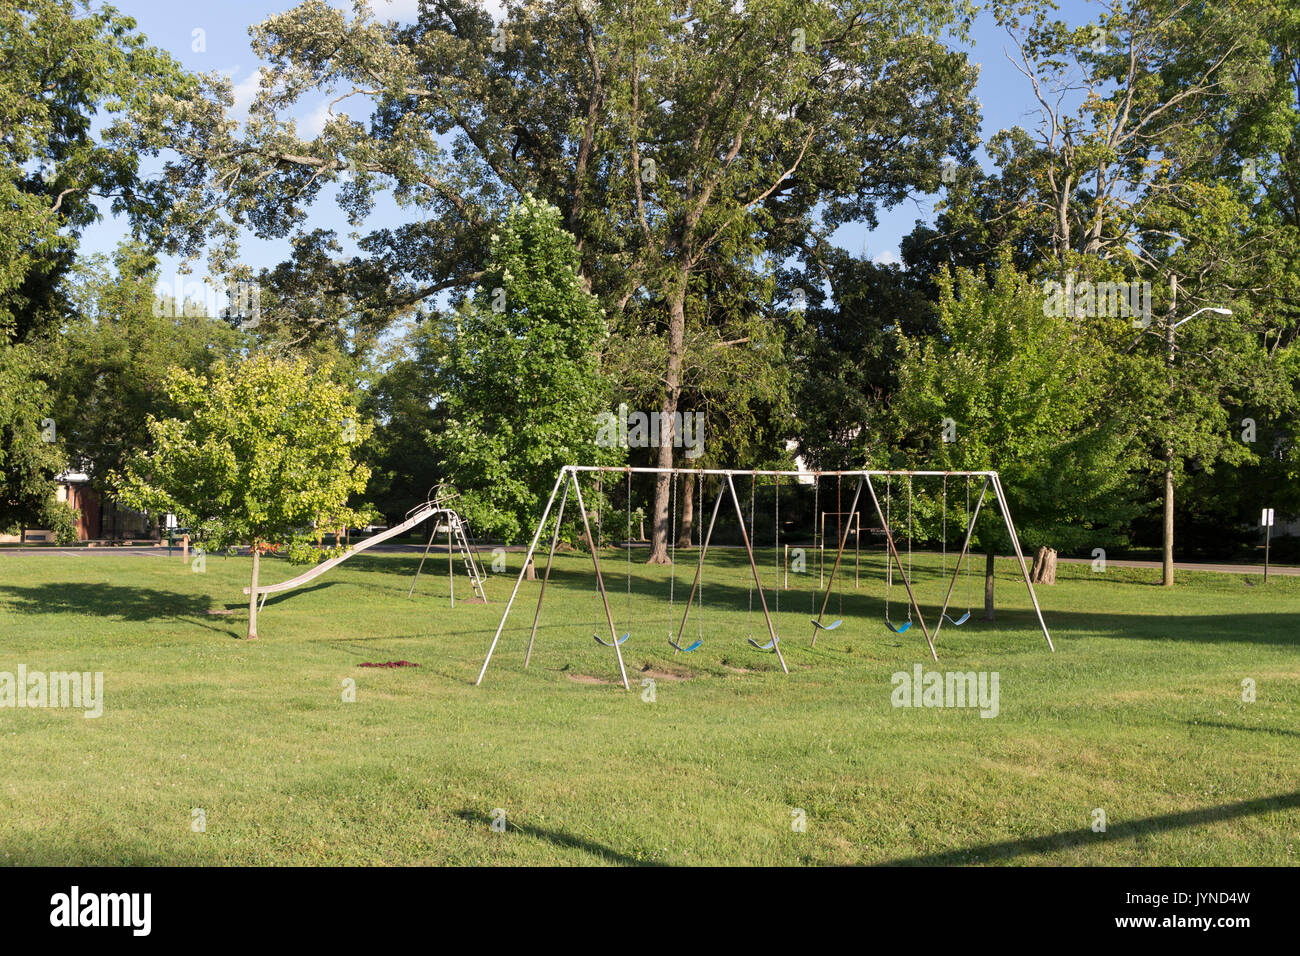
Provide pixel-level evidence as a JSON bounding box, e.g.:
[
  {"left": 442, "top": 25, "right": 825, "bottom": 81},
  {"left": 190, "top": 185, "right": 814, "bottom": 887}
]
[
  {"left": 819, "top": 510, "right": 825, "bottom": 588},
  {"left": 476, "top": 468, "right": 568, "bottom": 686},
  {"left": 672, "top": 480, "right": 728, "bottom": 654},
  {"left": 569, "top": 472, "right": 630, "bottom": 690},
  {"left": 448, "top": 523, "right": 454, "bottom": 608},
  {"left": 567, "top": 466, "right": 1002, "bottom": 478},
  {"left": 811, "top": 477, "right": 865, "bottom": 645},
  {"left": 990, "top": 474, "right": 1054, "bottom": 651},
  {"left": 524, "top": 481, "right": 569, "bottom": 666},
  {"left": 863, "top": 476, "right": 937, "bottom": 661},
  {"left": 408, "top": 516, "right": 439, "bottom": 599},
  {"left": 727, "top": 475, "right": 788, "bottom": 674},
  {"left": 932, "top": 478, "right": 989, "bottom": 643},
  {"left": 1264, "top": 519, "right": 1272, "bottom": 584}
]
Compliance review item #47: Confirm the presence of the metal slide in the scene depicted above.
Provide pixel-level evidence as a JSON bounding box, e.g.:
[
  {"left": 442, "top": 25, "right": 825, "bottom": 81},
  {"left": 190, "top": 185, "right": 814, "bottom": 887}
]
[{"left": 243, "top": 503, "right": 443, "bottom": 600}]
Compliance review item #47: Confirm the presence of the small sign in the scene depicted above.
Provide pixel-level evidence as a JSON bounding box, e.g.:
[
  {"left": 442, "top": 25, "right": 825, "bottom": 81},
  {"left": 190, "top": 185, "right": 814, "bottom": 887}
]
[{"left": 1262, "top": 508, "right": 1274, "bottom": 527}]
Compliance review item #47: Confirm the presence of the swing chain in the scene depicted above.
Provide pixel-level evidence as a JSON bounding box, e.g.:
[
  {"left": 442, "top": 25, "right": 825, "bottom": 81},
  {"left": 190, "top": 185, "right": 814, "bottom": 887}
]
[{"left": 668, "top": 471, "right": 676, "bottom": 638}]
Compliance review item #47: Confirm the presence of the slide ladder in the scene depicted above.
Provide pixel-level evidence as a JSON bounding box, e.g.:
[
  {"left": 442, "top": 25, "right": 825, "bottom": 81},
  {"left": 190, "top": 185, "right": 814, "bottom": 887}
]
[{"left": 442, "top": 510, "right": 488, "bottom": 602}]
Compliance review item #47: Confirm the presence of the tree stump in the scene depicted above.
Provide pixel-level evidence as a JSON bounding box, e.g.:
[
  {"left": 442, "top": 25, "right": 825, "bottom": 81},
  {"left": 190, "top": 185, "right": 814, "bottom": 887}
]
[{"left": 1030, "top": 547, "right": 1058, "bottom": 585}]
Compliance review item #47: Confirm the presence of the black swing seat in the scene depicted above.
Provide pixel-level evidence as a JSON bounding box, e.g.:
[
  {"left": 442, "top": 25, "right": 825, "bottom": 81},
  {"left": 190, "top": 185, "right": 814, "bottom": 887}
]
[
  {"left": 593, "top": 632, "right": 630, "bottom": 647},
  {"left": 944, "top": 611, "right": 971, "bottom": 626},
  {"left": 747, "top": 636, "right": 778, "bottom": 650},
  {"left": 810, "top": 618, "right": 843, "bottom": 631},
  {"left": 668, "top": 637, "right": 702, "bottom": 653},
  {"left": 885, "top": 619, "right": 912, "bottom": 634}
]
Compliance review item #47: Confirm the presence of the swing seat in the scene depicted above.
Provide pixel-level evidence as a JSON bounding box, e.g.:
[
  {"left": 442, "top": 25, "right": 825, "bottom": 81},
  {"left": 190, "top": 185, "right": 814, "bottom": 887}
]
[
  {"left": 669, "top": 638, "right": 702, "bottom": 653},
  {"left": 944, "top": 611, "right": 971, "bottom": 626},
  {"left": 885, "top": 619, "right": 912, "bottom": 634},
  {"left": 747, "top": 636, "right": 778, "bottom": 650},
  {"left": 593, "top": 632, "right": 630, "bottom": 647},
  {"left": 810, "top": 618, "right": 842, "bottom": 631}
]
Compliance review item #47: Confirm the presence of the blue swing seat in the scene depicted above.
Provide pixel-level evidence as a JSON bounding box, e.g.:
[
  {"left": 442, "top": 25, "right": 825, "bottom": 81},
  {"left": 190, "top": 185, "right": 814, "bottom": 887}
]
[
  {"left": 593, "top": 632, "right": 630, "bottom": 647},
  {"left": 944, "top": 611, "right": 971, "bottom": 626},
  {"left": 669, "top": 638, "right": 702, "bottom": 653},
  {"left": 747, "top": 636, "right": 779, "bottom": 650},
  {"left": 810, "top": 618, "right": 843, "bottom": 631},
  {"left": 885, "top": 619, "right": 912, "bottom": 634}
]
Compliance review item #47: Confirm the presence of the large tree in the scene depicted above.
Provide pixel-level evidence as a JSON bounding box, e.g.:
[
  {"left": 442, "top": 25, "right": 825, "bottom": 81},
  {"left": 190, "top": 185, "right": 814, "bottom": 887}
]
[
  {"left": 0, "top": 0, "right": 226, "bottom": 344},
  {"left": 190, "top": 0, "right": 981, "bottom": 562}
]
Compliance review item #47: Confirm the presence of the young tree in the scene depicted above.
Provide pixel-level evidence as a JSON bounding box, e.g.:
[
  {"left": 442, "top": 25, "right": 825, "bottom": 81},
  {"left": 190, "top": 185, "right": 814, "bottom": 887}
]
[
  {"left": 888, "top": 263, "right": 1143, "bottom": 617},
  {"left": 114, "top": 356, "right": 374, "bottom": 638},
  {"left": 430, "top": 195, "right": 619, "bottom": 551}
]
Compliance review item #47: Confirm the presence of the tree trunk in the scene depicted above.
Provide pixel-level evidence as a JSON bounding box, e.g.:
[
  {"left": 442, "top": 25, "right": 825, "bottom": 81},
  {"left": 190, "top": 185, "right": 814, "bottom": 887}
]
[
  {"left": 524, "top": 555, "right": 536, "bottom": 581},
  {"left": 983, "top": 551, "right": 996, "bottom": 621},
  {"left": 1030, "top": 546, "right": 1057, "bottom": 585},
  {"left": 247, "top": 546, "right": 260, "bottom": 639},
  {"left": 1162, "top": 461, "right": 1175, "bottom": 586},
  {"left": 648, "top": 273, "right": 688, "bottom": 564},
  {"left": 676, "top": 473, "right": 695, "bottom": 549},
  {"left": 1162, "top": 277, "right": 1176, "bottom": 587}
]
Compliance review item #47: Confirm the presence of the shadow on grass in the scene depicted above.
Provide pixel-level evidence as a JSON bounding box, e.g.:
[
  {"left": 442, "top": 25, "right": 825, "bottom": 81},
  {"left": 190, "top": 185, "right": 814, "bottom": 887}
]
[
  {"left": 0, "top": 581, "right": 237, "bottom": 636},
  {"left": 454, "top": 809, "right": 670, "bottom": 866},
  {"left": 259, "top": 580, "right": 335, "bottom": 608},
  {"left": 1188, "top": 720, "right": 1300, "bottom": 740},
  {"left": 234, "top": 549, "right": 1300, "bottom": 650},
  {"left": 880, "top": 790, "right": 1300, "bottom": 865}
]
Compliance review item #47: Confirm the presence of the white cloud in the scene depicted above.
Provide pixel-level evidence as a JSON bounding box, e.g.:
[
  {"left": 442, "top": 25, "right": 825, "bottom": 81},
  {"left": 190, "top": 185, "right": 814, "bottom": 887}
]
[
  {"left": 301, "top": 99, "right": 335, "bottom": 138},
  {"left": 228, "top": 67, "right": 265, "bottom": 118},
  {"left": 872, "top": 249, "right": 903, "bottom": 267}
]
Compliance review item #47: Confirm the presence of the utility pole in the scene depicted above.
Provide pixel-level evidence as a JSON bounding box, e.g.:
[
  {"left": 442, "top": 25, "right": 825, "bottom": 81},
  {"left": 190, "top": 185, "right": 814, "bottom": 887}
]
[
  {"left": 1157, "top": 277, "right": 1232, "bottom": 588},
  {"left": 1162, "top": 276, "right": 1177, "bottom": 587}
]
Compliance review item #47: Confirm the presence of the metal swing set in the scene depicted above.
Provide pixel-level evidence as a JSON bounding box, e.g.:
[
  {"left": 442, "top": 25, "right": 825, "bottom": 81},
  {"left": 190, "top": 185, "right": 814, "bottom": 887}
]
[{"left": 476, "top": 466, "right": 1053, "bottom": 690}]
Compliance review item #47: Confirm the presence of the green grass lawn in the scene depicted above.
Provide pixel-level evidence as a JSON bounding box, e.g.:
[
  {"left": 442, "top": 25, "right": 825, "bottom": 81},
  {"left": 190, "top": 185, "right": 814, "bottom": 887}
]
[{"left": 1, "top": 545, "right": 1297, "bottom": 865}]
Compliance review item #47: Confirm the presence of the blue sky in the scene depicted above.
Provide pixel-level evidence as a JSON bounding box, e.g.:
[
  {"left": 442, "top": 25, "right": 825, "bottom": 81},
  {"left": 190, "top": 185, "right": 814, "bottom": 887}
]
[{"left": 78, "top": 0, "right": 1101, "bottom": 277}]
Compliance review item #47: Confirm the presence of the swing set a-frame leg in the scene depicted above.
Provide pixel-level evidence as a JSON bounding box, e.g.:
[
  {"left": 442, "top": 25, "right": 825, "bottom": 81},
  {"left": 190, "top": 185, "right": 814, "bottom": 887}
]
[
  {"left": 671, "top": 479, "right": 727, "bottom": 656},
  {"left": 810, "top": 476, "right": 865, "bottom": 646},
  {"left": 726, "top": 475, "right": 788, "bottom": 674},
  {"left": 523, "top": 479, "right": 569, "bottom": 668},
  {"left": 864, "top": 476, "right": 938, "bottom": 661},
  {"left": 991, "top": 474, "right": 1055, "bottom": 652},
  {"left": 569, "top": 472, "right": 631, "bottom": 689},
  {"left": 476, "top": 468, "right": 567, "bottom": 686},
  {"left": 933, "top": 477, "right": 990, "bottom": 643}
]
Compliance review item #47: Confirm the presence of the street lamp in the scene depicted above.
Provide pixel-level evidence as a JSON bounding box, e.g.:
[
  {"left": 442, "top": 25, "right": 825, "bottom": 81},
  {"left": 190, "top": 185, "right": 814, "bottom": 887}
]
[
  {"left": 1171, "top": 306, "right": 1233, "bottom": 329},
  {"left": 1160, "top": 285, "right": 1233, "bottom": 587}
]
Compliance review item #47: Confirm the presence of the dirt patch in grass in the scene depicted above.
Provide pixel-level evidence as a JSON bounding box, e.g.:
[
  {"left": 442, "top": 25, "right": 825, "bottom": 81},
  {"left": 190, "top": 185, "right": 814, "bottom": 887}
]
[
  {"left": 565, "top": 672, "right": 616, "bottom": 685},
  {"left": 640, "top": 663, "right": 692, "bottom": 681}
]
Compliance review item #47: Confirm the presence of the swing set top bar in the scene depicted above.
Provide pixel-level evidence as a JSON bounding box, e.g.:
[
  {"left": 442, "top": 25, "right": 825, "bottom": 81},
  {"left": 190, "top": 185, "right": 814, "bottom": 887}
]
[{"left": 564, "top": 466, "right": 999, "bottom": 478}]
